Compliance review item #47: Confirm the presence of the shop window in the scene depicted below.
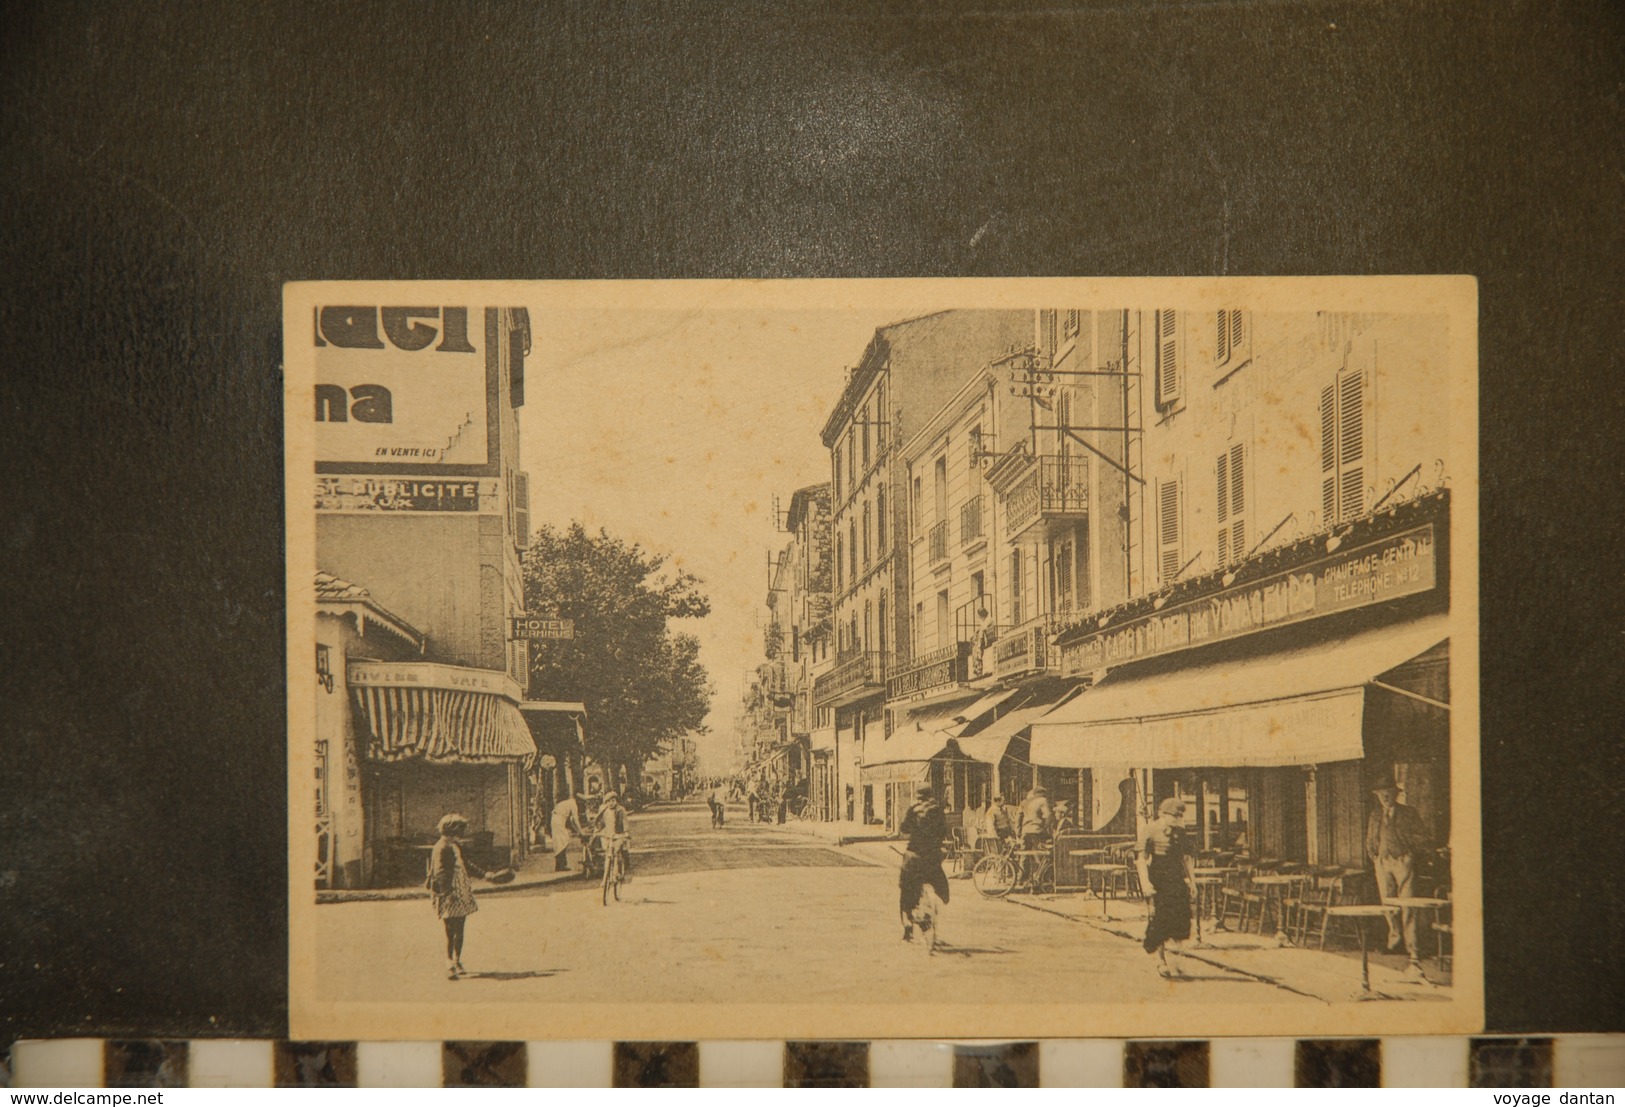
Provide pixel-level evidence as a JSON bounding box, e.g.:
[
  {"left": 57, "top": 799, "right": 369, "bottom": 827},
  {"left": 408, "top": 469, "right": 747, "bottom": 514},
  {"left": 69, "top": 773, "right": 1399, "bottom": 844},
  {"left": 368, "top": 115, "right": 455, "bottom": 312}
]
[
  {"left": 1154, "top": 309, "right": 1183, "bottom": 409},
  {"left": 1320, "top": 371, "right": 1367, "bottom": 524},
  {"left": 1156, "top": 477, "right": 1185, "bottom": 584},
  {"left": 1216, "top": 443, "right": 1248, "bottom": 565}
]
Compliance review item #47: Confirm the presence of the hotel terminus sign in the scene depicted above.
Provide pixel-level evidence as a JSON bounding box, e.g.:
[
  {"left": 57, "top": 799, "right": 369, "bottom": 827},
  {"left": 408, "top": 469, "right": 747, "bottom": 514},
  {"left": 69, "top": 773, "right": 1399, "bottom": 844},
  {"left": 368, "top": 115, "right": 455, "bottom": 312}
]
[{"left": 1060, "top": 524, "right": 1438, "bottom": 675}]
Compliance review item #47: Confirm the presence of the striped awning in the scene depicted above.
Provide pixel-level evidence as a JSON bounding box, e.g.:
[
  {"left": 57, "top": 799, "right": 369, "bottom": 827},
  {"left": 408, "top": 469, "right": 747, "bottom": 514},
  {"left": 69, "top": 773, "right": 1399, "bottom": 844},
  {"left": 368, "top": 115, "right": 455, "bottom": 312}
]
[{"left": 352, "top": 684, "right": 537, "bottom": 763}]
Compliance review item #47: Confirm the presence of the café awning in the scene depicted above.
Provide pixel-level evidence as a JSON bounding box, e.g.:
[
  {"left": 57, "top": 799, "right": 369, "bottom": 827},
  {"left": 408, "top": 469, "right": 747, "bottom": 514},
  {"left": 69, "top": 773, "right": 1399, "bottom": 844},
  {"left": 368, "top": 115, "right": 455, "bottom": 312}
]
[
  {"left": 1028, "top": 616, "right": 1449, "bottom": 770},
  {"left": 353, "top": 684, "right": 537, "bottom": 763},
  {"left": 954, "top": 683, "right": 1087, "bottom": 765}
]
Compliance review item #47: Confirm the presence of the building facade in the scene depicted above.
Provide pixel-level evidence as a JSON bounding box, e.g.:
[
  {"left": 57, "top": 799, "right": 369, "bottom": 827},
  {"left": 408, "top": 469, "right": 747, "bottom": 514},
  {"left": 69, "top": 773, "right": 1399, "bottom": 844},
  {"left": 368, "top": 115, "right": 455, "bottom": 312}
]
[
  {"left": 1023, "top": 308, "right": 1454, "bottom": 873},
  {"left": 814, "top": 310, "right": 1031, "bottom": 831},
  {"left": 311, "top": 304, "right": 579, "bottom": 887}
]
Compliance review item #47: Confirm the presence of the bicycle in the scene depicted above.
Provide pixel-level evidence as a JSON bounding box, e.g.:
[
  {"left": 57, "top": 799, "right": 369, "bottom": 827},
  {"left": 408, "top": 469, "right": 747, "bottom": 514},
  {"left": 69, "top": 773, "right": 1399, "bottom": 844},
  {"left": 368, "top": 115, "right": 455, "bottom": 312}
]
[
  {"left": 972, "top": 838, "right": 1054, "bottom": 898},
  {"left": 600, "top": 834, "right": 629, "bottom": 905}
]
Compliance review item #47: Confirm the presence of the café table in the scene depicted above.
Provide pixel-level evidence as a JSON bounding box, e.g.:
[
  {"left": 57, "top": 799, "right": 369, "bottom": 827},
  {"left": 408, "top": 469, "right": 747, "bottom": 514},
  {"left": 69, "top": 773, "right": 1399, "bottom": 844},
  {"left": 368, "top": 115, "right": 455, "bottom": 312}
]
[
  {"left": 1324, "top": 903, "right": 1402, "bottom": 996},
  {"left": 1249, "top": 873, "right": 1307, "bottom": 942},
  {"left": 1071, "top": 854, "right": 1122, "bottom": 919}
]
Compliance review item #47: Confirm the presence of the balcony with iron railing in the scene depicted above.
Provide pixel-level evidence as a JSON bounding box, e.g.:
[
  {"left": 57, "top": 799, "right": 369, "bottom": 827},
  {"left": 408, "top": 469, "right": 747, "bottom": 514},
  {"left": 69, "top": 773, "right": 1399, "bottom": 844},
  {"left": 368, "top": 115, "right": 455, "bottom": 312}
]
[
  {"left": 813, "top": 650, "right": 889, "bottom": 708},
  {"left": 997, "top": 455, "right": 1090, "bottom": 537},
  {"left": 886, "top": 641, "right": 973, "bottom": 704},
  {"left": 927, "top": 518, "right": 950, "bottom": 565},
  {"left": 960, "top": 494, "right": 985, "bottom": 547}
]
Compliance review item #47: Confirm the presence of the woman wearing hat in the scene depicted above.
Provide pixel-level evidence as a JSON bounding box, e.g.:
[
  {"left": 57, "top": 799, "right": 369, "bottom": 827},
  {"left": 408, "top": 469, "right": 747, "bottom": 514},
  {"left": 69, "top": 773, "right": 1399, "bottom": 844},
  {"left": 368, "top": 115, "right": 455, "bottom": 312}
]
[
  {"left": 427, "top": 813, "right": 489, "bottom": 979},
  {"left": 1136, "top": 797, "right": 1195, "bottom": 978}
]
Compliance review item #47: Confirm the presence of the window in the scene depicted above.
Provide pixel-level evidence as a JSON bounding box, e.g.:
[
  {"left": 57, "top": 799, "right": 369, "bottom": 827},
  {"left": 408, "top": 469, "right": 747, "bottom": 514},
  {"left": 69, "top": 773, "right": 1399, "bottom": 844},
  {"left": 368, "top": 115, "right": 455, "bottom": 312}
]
[
  {"left": 936, "top": 590, "right": 950, "bottom": 650},
  {"left": 1051, "top": 538, "right": 1074, "bottom": 614},
  {"left": 876, "top": 485, "right": 887, "bottom": 552},
  {"left": 849, "top": 521, "right": 858, "bottom": 580},
  {"left": 911, "top": 475, "right": 922, "bottom": 533},
  {"left": 847, "top": 432, "right": 856, "bottom": 494},
  {"left": 1157, "top": 476, "right": 1184, "bottom": 584},
  {"left": 934, "top": 455, "right": 948, "bottom": 521},
  {"left": 914, "top": 601, "right": 924, "bottom": 656},
  {"left": 864, "top": 600, "right": 873, "bottom": 654},
  {"left": 862, "top": 502, "right": 871, "bottom": 569},
  {"left": 1155, "top": 309, "right": 1182, "bottom": 408},
  {"left": 835, "top": 535, "right": 843, "bottom": 590},
  {"left": 1040, "top": 309, "right": 1059, "bottom": 356},
  {"left": 1064, "top": 309, "right": 1081, "bottom": 337},
  {"left": 878, "top": 592, "right": 887, "bottom": 658},
  {"left": 1216, "top": 309, "right": 1250, "bottom": 372},
  {"left": 833, "top": 448, "right": 842, "bottom": 503},
  {"left": 1009, "top": 549, "right": 1024, "bottom": 625},
  {"left": 1217, "top": 443, "right": 1248, "bottom": 565},
  {"left": 1320, "top": 372, "right": 1367, "bottom": 524}
]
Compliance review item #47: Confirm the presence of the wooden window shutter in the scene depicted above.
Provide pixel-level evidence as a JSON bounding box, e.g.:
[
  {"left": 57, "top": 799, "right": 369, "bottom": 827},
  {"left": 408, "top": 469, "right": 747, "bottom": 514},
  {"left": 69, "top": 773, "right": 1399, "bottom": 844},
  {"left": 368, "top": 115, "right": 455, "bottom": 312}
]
[
  {"left": 1228, "top": 443, "right": 1246, "bottom": 560},
  {"left": 1320, "top": 372, "right": 1367, "bottom": 525},
  {"left": 1230, "top": 309, "right": 1247, "bottom": 351},
  {"left": 1216, "top": 310, "right": 1231, "bottom": 366},
  {"left": 1158, "top": 478, "right": 1183, "bottom": 583},
  {"left": 1216, "top": 451, "right": 1231, "bottom": 566},
  {"left": 1156, "top": 310, "right": 1181, "bottom": 407}
]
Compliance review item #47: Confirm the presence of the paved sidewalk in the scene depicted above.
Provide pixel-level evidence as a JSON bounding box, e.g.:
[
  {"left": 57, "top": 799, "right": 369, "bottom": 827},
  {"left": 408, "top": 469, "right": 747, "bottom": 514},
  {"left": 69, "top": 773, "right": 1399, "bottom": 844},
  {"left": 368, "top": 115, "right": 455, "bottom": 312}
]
[{"left": 1004, "top": 891, "right": 1453, "bottom": 1004}]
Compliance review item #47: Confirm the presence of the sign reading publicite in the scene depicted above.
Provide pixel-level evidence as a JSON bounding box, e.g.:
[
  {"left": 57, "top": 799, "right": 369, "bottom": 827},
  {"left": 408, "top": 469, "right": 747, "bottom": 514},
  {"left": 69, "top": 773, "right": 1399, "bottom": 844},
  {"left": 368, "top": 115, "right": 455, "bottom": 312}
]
[
  {"left": 1061, "top": 524, "right": 1437, "bottom": 674},
  {"left": 316, "top": 476, "right": 498, "bottom": 513},
  {"left": 510, "top": 617, "right": 576, "bottom": 640}
]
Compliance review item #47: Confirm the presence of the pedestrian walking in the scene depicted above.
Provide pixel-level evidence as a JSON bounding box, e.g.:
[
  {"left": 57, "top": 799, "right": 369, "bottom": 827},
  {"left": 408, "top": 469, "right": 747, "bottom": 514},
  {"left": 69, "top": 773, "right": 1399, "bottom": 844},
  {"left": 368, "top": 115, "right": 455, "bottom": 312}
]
[
  {"left": 1365, "top": 775, "right": 1432, "bottom": 978},
  {"left": 427, "top": 814, "right": 486, "bottom": 979},
  {"left": 1136, "top": 797, "right": 1195, "bottom": 978}
]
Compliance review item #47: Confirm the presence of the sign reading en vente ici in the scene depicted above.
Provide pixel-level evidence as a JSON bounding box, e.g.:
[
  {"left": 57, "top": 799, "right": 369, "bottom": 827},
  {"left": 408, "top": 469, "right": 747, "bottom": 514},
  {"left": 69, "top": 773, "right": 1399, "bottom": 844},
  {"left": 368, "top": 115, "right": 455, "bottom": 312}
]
[{"left": 1060, "top": 524, "right": 1437, "bottom": 675}]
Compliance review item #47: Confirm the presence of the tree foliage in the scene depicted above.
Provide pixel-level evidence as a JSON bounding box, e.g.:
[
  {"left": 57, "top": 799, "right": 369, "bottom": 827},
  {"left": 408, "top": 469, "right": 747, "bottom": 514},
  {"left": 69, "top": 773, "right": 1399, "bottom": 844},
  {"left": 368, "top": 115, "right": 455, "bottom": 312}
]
[{"left": 522, "top": 523, "right": 713, "bottom": 790}]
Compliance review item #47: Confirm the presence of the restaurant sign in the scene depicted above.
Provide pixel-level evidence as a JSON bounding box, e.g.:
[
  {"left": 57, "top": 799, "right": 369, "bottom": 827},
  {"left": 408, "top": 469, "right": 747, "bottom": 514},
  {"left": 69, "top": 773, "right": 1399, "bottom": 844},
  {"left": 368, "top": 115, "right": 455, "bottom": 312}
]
[{"left": 1061, "top": 525, "right": 1437, "bottom": 674}]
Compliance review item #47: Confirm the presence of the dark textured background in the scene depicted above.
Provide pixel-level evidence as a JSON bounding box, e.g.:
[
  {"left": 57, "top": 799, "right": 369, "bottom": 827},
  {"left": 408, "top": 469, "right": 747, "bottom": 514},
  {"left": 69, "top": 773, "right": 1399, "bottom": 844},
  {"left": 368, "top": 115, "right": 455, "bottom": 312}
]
[{"left": 1, "top": 0, "right": 1620, "bottom": 1039}]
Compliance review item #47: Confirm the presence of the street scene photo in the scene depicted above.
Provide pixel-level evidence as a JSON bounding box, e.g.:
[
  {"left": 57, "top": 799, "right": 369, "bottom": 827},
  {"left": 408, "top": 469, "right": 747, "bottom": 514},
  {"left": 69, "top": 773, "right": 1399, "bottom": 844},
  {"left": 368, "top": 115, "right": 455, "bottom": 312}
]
[{"left": 287, "top": 279, "right": 1478, "bottom": 1039}]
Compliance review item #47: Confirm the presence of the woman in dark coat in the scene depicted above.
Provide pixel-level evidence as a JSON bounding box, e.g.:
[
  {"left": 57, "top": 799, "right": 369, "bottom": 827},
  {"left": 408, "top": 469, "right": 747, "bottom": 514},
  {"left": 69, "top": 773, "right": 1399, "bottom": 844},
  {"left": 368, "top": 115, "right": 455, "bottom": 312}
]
[
  {"left": 428, "top": 813, "right": 487, "bottom": 978},
  {"left": 1136, "top": 797, "right": 1195, "bottom": 978}
]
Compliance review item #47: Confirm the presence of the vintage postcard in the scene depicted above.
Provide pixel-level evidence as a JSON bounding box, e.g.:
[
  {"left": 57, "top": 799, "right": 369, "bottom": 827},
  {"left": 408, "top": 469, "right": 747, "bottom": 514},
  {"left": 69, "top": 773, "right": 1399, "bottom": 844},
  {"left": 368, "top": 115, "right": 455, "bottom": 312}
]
[{"left": 285, "top": 277, "right": 1480, "bottom": 1041}]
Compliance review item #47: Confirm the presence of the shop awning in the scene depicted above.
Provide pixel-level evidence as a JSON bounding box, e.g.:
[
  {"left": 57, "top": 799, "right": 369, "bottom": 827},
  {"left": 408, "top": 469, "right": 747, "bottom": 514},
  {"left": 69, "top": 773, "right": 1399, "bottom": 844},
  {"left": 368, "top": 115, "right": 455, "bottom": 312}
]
[
  {"left": 899, "top": 687, "right": 1017, "bottom": 734},
  {"left": 1028, "top": 616, "right": 1449, "bottom": 770},
  {"left": 954, "top": 683, "right": 1087, "bottom": 764},
  {"left": 352, "top": 684, "right": 537, "bottom": 764}
]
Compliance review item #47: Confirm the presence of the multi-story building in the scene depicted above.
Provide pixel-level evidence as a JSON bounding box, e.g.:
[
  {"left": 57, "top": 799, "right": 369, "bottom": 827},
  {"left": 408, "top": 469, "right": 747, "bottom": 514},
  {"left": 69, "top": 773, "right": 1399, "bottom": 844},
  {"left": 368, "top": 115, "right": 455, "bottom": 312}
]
[
  {"left": 310, "top": 304, "right": 582, "bottom": 887},
  {"left": 1025, "top": 308, "right": 1455, "bottom": 871},
  {"left": 779, "top": 484, "right": 836, "bottom": 819},
  {"left": 814, "top": 310, "right": 1030, "bottom": 832}
]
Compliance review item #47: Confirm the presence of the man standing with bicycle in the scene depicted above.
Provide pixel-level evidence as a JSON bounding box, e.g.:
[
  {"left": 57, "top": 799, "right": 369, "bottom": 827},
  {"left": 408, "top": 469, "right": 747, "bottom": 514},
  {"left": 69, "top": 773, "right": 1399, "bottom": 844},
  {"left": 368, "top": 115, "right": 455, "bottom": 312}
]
[{"left": 898, "top": 784, "right": 950, "bottom": 942}]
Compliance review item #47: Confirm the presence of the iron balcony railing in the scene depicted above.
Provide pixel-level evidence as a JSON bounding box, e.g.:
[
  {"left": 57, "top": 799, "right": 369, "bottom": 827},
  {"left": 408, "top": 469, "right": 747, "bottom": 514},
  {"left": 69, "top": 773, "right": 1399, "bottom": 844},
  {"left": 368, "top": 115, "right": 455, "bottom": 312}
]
[
  {"left": 813, "top": 650, "right": 889, "bottom": 706},
  {"left": 1003, "top": 455, "right": 1090, "bottom": 535},
  {"left": 886, "top": 641, "right": 972, "bottom": 701},
  {"left": 928, "top": 518, "right": 950, "bottom": 564}
]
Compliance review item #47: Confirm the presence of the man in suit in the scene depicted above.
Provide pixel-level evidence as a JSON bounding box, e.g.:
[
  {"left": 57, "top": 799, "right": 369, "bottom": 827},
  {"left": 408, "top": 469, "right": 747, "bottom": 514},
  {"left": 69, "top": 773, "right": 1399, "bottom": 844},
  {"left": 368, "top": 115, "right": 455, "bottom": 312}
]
[{"left": 1365, "top": 775, "right": 1432, "bottom": 977}]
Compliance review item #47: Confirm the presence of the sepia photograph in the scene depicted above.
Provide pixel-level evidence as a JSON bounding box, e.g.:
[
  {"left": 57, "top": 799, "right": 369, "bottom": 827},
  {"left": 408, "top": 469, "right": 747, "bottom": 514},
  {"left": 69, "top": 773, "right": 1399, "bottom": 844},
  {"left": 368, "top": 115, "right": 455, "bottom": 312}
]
[{"left": 284, "top": 277, "right": 1479, "bottom": 1042}]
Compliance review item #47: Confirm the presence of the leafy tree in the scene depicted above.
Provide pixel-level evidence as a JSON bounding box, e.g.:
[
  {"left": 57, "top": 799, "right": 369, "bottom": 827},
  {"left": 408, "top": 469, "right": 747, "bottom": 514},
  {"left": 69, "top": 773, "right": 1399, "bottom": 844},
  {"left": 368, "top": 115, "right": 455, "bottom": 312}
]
[{"left": 522, "top": 523, "right": 713, "bottom": 794}]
